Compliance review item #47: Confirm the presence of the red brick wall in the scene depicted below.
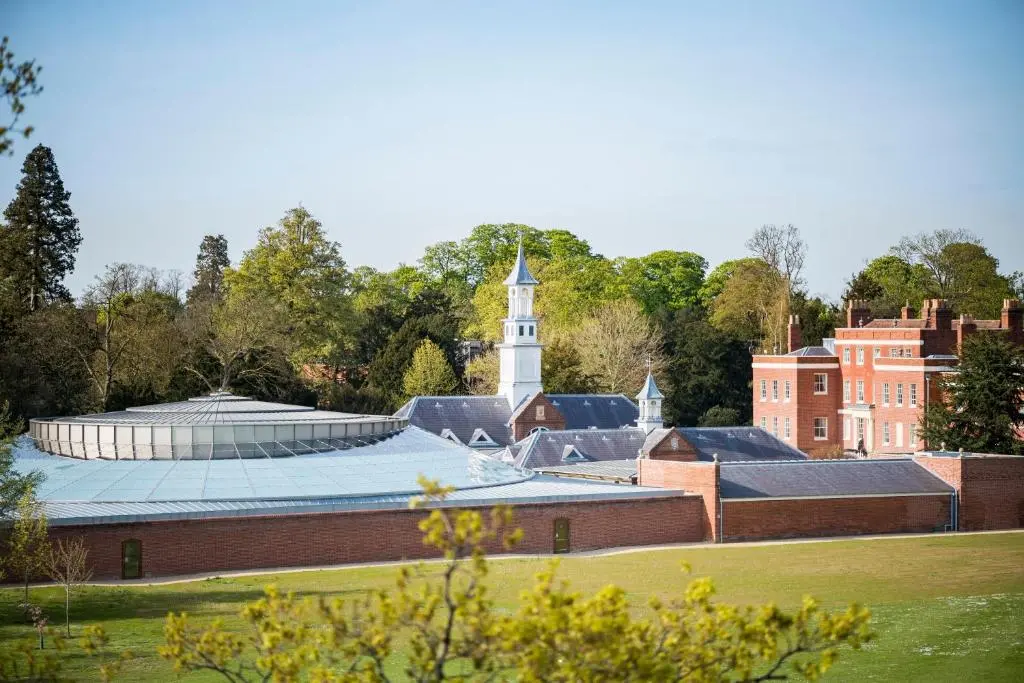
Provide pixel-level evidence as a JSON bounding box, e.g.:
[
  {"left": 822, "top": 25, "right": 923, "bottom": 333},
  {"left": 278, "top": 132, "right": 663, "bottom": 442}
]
[
  {"left": 48, "top": 496, "right": 705, "bottom": 580},
  {"left": 751, "top": 359, "right": 840, "bottom": 456},
  {"left": 915, "top": 455, "right": 1024, "bottom": 531},
  {"left": 510, "top": 394, "right": 566, "bottom": 441},
  {"left": 637, "top": 459, "right": 719, "bottom": 541},
  {"left": 720, "top": 495, "right": 953, "bottom": 541}
]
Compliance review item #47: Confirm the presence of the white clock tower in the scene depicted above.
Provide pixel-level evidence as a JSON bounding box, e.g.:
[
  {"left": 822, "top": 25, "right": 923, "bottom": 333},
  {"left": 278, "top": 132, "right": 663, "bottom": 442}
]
[{"left": 497, "top": 240, "right": 543, "bottom": 408}]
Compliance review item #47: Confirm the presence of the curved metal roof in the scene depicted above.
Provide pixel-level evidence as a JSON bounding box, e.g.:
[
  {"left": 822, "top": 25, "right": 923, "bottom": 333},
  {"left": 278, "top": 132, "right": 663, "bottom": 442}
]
[{"left": 53, "top": 393, "right": 374, "bottom": 426}]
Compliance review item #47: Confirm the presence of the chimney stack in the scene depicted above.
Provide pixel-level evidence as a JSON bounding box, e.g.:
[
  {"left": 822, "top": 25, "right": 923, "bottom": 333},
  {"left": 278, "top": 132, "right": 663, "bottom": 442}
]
[
  {"left": 957, "top": 313, "right": 977, "bottom": 348},
  {"left": 901, "top": 302, "right": 915, "bottom": 320},
  {"left": 787, "top": 314, "right": 802, "bottom": 353},
  {"left": 927, "top": 299, "right": 952, "bottom": 330},
  {"left": 846, "top": 299, "right": 872, "bottom": 328},
  {"left": 1001, "top": 299, "right": 1023, "bottom": 332}
]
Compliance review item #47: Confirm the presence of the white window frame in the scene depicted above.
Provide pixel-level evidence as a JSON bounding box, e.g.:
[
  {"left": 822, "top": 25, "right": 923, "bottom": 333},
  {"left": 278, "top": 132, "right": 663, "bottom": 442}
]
[
  {"left": 873, "top": 347, "right": 881, "bottom": 360},
  {"left": 883, "top": 421, "right": 890, "bottom": 445},
  {"left": 896, "top": 383, "right": 904, "bottom": 407},
  {"left": 771, "top": 380, "right": 779, "bottom": 402},
  {"left": 910, "top": 383, "right": 918, "bottom": 408},
  {"left": 760, "top": 416, "right": 767, "bottom": 430},
  {"left": 813, "top": 373, "right": 827, "bottom": 395},
  {"left": 760, "top": 380, "right": 767, "bottom": 401},
  {"left": 784, "top": 380, "right": 791, "bottom": 401},
  {"left": 772, "top": 416, "right": 778, "bottom": 436},
  {"left": 843, "top": 380, "right": 851, "bottom": 403},
  {"left": 784, "top": 417, "right": 791, "bottom": 440},
  {"left": 843, "top": 347, "right": 851, "bottom": 364},
  {"left": 856, "top": 347, "right": 864, "bottom": 365},
  {"left": 909, "top": 424, "right": 918, "bottom": 447},
  {"left": 882, "top": 383, "right": 890, "bottom": 406},
  {"left": 813, "top": 417, "right": 828, "bottom": 441},
  {"left": 856, "top": 380, "right": 865, "bottom": 403},
  {"left": 896, "top": 422, "right": 904, "bottom": 447}
]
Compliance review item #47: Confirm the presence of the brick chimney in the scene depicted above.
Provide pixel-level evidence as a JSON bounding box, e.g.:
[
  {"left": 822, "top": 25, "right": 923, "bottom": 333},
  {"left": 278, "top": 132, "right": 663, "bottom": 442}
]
[
  {"left": 787, "top": 314, "right": 802, "bottom": 353},
  {"left": 926, "top": 299, "right": 952, "bottom": 330},
  {"left": 956, "top": 314, "right": 976, "bottom": 348},
  {"left": 901, "top": 302, "right": 915, "bottom": 320},
  {"left": 1001, "top": 299, "right": 1023, "bottom": 332},
  {"left": 846, "top": 299, "right": 872, "bottom": 328}
]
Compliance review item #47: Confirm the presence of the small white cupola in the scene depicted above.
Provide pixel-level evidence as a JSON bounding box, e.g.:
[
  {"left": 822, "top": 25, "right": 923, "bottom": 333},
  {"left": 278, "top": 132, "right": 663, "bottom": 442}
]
[{"left": 636, "top": 371, "right": 664, "bottom": 434}]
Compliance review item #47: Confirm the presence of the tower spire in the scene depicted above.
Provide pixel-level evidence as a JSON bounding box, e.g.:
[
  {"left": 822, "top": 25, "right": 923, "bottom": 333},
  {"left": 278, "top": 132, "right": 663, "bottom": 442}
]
[{"left": 498, "top": 232, "right": 543, "bottom": 407}]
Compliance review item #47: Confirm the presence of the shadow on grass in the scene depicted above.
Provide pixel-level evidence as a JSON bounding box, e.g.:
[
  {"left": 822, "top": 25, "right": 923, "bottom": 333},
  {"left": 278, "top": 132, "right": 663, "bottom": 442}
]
[{"left": 0, "top": 582, "right": 374, "bottom": 628}]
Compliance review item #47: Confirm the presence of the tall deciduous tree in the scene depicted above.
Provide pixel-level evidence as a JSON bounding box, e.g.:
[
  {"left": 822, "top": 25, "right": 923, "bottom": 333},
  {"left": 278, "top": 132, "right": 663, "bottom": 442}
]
[
  {"left": 368, "top": 314, "right": 462, "bottom": 409},
  {"left": 402, "top": 339, "right": 459, "bottom": 399},
  {"left": 710, "top": 258, "right": 789, "bottom": 353},
  {"left": 746, "top": 223, "right": 806, "bottom": 294},
  {"left": 0, "top": 36, "right": 43, "bottom": 157},
  {"left": 617, "top": 250, "right": 707, "bottom": 315},
  {"left": 576, "top": 299, "right": 666, "bottom": 394},
  {"left": 893, "top": 229, "right": 980, "bottom": 299},
  {"left": 0, "top": 145, "right": 80, "bottom": 312},
  {"left": 224, "top": 207, "right": 355, "bottom": 371},
  {"left": 919, "top": 333, "right": 1024, "bottom": 454},
  {"left": 186, "top": 234, "right": 230, "bottom": 305}
]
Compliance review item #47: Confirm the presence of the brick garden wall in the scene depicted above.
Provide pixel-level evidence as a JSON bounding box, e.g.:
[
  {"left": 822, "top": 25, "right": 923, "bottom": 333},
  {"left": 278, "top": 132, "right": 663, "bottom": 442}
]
[
  {"left": 720, "top": 495, "right": 953, "bottom": 542},
  {"left": 49, "top": 495, "right": 705, "bottom": 580},
  {"left": 915, "top": 455, "right": 1024, "bottom": 531},
  {"left": 637, "top": 459, "right": 718, "bottom": 541}
]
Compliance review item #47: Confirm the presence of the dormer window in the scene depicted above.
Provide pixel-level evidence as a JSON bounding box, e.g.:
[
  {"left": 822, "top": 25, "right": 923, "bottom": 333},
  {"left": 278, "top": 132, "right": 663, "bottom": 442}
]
[
  {"left": 469, "top": 428, "right": 497, "bottom": 447},
  {"left": 440, "top": 429, "right": 463, "bottom": 445},
  {"left": 561, "top": 445, "right": 586, "bottom": 462}
]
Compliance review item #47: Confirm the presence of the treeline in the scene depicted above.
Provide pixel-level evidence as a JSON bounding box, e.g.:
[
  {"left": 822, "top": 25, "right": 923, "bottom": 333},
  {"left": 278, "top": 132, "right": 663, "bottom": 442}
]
[{"left": 1, "top": 145, "right": 1020, "bottom": 427}]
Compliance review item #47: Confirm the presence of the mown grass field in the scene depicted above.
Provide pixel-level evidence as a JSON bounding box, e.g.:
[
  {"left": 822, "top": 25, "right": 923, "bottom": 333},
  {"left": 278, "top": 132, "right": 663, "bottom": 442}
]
[{"left": 2, "top": 531, "right": 1022, "bottom": 681}]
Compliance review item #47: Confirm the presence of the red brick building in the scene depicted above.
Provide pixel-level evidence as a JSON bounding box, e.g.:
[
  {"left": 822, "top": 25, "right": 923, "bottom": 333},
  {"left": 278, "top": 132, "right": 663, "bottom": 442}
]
[{"left": 753, "top": 299, "right": 1024, "bottom": 457}]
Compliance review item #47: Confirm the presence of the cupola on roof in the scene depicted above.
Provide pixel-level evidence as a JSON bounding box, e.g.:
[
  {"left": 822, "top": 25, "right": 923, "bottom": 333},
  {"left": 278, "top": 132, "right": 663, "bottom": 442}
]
[
  {"left": 636, "top": 372, "right": 664, "bottom": 400},
  {"left": 503, "top": 240, "right": 539, "bottom": 286}
]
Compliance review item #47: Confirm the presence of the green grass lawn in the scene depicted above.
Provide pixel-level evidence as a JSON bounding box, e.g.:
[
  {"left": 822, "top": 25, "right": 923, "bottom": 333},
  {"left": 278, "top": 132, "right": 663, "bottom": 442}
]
[{"left": 3, "top": 532, "right": 1023, "bottom": 681}]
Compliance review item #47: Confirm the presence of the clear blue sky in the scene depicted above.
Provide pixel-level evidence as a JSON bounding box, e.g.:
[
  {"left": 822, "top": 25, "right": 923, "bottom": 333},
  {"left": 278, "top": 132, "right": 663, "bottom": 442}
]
[{"left": 4, "top": 0, "right": 1022, "bottom": 300}]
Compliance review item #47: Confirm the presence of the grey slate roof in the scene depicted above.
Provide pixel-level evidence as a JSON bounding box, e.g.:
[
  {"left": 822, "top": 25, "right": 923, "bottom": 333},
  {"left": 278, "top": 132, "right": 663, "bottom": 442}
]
[
  {"left": 503, "top": 241, "right": 539, "bottom": 285},
  {"left": 675, "top": 427, "right": 808, "bottom": 462},
  {"left": 396, "top": 394, "right": 640, "bottom": 448},
  {"left": 547, "top": 394, "right": 639, "bottom": 430},
  {"left": 515, "top": 429, "right": 646, "bottom": 468},
  {"left": 534, "top": 460, "right": 638, "bottom": 483},
  {"left": 785, "top": 346, "right": 837, "bottom": 358},
  {"left": 719, "top": 459, "right": 954, "bottom": 499},
  {"left": 636, "top": 373, "right": 664, "bottom": 400},
  {"left": 395, "top": 396, "right": 515, "bottom": 446}
]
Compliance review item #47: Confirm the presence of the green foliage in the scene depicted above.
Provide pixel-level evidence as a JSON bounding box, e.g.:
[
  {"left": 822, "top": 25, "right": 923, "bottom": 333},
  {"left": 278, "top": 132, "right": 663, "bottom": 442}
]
[
  {"left": 919, "top": 333, "right": 1024, "bottom": 454},
  {"left": 0, "top": 623, "right": 131, "bottom": 682},
  {"left": 368, "top": 315, "right": 462, "bottom": 410},
  {"left": 576, "top": 298, "right": 666, "bottom": 394},
  {"left": 698, "top": 405, "right": 742, "bottom": 427},
  {"left": 185, "top": 234, "right": 230, "bottom": 306},
  {"left": 4, "top": 491, "right": 50, "bottom": 607},
  {"left": 158, "top": 479, "right": 872, "bottom": 682},
  {"left": 660, "top": 311, "right": 752, "bottom": 427},
  {"left": 403, "top": 340, "right": 459, "bottom": 400},
  {"left": 0, "top": 36, "right": 43, "bottom": 157},
  {"left": 938, "top": 242, "right": 1014, "bottom": 319},
  {"left": 0, "top": 145, "right": 81, "bottom": 312},
  {"left": 224, "top": 207, "right": 356, "bottom": 370},
  {"left": 541, "top": 338, "right": 599, "bottom": 394},
  {"left": 0, "top": 401, "right": 41, "bottom": 523},
  {"left": 617, "top": 250, "right": 708, "bottom": 315},
  {"left": 709, "top": 258, "right": 788, "bottom": 351}
]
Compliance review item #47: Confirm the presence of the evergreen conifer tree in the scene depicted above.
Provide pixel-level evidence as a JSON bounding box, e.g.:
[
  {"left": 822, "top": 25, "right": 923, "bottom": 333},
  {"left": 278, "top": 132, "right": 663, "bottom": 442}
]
[
  {"left": 186, "top": 234, "right": 230, "bottom": 305},
  {"left": 0, "top": 144, "right": 81, "bottom": 312},
  {"left": 920, "top": 333, "right": 1024, "bottom": 454}
]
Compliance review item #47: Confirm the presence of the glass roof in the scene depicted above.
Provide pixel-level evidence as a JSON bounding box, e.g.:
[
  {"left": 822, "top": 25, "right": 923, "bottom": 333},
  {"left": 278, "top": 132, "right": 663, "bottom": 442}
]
[{"left": 14, "top": 427, "right": 532, "bottom": 504}]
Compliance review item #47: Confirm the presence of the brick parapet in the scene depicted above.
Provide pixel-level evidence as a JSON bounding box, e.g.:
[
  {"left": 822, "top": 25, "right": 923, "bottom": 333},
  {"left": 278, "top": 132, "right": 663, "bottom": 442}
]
[
  {"left": 915, "top": 454, "right": 1024, "bottom": 531},
  {"left": 637, "top": 459, "right": 719, "bottom": 541}
]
